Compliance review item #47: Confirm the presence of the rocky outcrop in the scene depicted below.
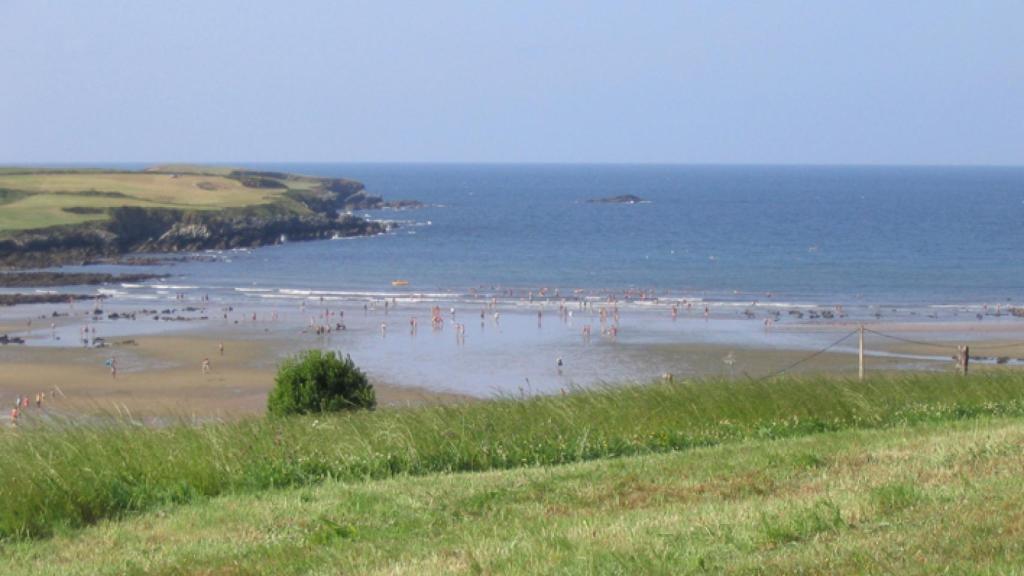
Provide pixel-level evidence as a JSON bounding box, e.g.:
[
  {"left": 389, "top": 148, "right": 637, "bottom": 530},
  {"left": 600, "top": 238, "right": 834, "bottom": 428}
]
[
  {"left": 379, "top": 199, "right": 426, "bottom": 210},
  {"left": 587, "top": 194, "right": 646, "bottom": 204},
  {"left": 0, "top": 293, "right": 105, "bottom": 307},
  {"left": 0, "top": 272, "right": 164, "bottom": 287},
  {"left": 0, "top": 169, "right": 408, "bottom": 268},
  {"left": 135, "top": 212, "right": 386, "bottom": 252},
  {"left": 0, "top": 200, "right": 390, "bottom": 268}
]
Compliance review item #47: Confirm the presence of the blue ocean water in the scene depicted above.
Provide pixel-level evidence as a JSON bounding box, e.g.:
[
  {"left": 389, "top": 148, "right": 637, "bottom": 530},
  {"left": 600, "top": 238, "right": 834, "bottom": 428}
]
[{"left": 142, "top": 163, "right": 1024, "bottom": 308}]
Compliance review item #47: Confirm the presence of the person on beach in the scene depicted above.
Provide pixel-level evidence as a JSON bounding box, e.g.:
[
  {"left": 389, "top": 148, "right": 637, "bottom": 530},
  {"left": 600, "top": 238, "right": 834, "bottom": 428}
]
[
  {"left": 219, "top": 342, "right": 224, "bottom": 356},
  {"left": 202, "top": 358, "right": 211, "bottom": 375}
]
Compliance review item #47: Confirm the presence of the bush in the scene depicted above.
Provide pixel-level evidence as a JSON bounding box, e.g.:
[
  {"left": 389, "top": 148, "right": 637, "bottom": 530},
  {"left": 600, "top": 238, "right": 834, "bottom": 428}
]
[{"left": 267, "top": 350, "right": 376, "bottom": 416}]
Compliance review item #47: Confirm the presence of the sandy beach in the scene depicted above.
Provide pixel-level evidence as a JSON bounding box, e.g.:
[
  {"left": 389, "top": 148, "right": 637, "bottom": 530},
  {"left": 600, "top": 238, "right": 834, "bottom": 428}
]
[
  {"left": 0, "top": 333, "right": 470, "bottom": 421},
  {"left": 2, "top": 292, "right": 1024, "bottom": 421}
]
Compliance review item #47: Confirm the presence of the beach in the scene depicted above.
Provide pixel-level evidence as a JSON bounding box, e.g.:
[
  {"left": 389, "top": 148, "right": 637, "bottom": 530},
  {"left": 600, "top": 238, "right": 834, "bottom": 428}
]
[
  {"left": 0, "top": 331, "right": 469, "bottom": 422},
  {"left": 3, "top": 290, "right": 1024, "bottom": 421}
]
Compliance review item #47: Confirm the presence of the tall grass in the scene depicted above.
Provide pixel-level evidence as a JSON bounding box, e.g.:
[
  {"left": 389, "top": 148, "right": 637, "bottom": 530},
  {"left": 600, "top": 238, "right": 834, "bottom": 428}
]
[{"left": 3, "top": 371, "right": 1024, "bottom": 539}]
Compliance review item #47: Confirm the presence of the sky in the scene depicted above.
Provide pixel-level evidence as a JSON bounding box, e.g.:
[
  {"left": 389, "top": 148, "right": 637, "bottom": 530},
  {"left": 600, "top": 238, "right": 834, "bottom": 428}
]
[{"left": 0, "top": 1, "right": 1020, "bottom": 165}]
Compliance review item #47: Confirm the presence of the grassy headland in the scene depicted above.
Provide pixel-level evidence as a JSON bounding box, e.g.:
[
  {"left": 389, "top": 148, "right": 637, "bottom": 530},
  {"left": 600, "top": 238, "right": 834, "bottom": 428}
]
[
  {"left": 0, "top": 166, "right": 396, "bottom": 267},
  {"left": 4, "top": 371, "right": 1024, "bottom": 545}
]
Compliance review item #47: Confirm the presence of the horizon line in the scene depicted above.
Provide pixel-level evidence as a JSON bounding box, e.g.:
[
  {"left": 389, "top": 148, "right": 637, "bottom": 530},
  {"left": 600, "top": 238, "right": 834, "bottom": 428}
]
[{"left": 2, "top": 160, "right": 1022, "bottom": 169}]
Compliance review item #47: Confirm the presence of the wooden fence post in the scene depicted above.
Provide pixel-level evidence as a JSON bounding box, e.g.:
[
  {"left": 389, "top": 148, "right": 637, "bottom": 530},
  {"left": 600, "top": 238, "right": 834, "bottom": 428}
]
[
  {"left": 858, "top": 325, "right": 865, "bottom": 381},
  {"left": 957, "top": 345, "right": 970, "bottom": 376}
]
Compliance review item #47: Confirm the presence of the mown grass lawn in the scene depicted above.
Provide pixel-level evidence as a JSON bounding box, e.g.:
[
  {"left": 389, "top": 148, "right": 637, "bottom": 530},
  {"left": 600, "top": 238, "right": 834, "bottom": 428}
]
[{"left": 4, "top": 416, "right": 1023, "bottom": 575}]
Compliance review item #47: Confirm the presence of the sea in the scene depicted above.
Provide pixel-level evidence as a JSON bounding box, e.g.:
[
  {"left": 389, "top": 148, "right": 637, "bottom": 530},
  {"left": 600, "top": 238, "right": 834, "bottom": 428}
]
[
  {"left": 12, "top": 164, "right": 1024, "bottom": 394},
  {"left": 71, "top": 163, "right": 1024, "bottom": 307}
]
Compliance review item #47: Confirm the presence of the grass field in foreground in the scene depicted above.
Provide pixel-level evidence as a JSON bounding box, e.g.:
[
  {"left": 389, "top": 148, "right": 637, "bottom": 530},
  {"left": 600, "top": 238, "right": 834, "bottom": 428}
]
[
  {"left": 5, "top": 416, "right": 1024, "bottom": 574},
  {"left": 4, "top": 371, "right": 1024, "bottom": 542}
]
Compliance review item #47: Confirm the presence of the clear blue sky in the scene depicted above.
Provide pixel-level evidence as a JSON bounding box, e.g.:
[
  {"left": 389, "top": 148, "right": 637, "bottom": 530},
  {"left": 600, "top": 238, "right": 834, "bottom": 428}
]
[{"left": 1, "top": 1, "right": 1020, "bottom": 165}]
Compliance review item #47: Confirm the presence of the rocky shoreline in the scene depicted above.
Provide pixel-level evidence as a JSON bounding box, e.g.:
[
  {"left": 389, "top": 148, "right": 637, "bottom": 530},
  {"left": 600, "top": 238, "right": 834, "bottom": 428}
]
[
  {"left": 0, "top": 293, "right": 105, "bottom": 307},
  {"left": 0, "top": 272, "right": 166, "bottom": 287},
  {"left": 0, "top": 169, "right": 404, "bottom": 269}
]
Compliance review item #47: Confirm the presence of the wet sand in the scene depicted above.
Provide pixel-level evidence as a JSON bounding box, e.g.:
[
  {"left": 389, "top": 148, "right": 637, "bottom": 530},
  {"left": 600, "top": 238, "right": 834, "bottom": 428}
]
[
  {"left": 0, "top": 334, "right": 470, "bottom": 420},
  {"left": 3, "top": 297, "right": 1024, "bottom": 420}
]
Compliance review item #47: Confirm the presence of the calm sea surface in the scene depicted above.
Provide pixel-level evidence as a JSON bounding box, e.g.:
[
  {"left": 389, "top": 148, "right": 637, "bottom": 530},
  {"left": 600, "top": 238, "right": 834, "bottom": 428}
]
[{"left": 108, "top": 163, "right": 1024, "bottom": 308}]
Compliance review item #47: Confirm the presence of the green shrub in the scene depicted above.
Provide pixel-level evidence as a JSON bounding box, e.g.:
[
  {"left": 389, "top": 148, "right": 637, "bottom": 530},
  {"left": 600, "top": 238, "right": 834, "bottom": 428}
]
[{"left": 267, "top": 350, "right": 375, "bottom": 416}]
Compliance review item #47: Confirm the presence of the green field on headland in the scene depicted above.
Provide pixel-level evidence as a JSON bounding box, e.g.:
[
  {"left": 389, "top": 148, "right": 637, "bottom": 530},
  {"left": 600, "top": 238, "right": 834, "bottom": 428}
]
[
  {"left": 4, "top": 372, "right": 1024, "bottom": 573},
  {"left": 0, "top": 166, "right": 388, "bottom": 267},
  {"left": 0, "top": 166, "right": 363, "bottom": 233}
]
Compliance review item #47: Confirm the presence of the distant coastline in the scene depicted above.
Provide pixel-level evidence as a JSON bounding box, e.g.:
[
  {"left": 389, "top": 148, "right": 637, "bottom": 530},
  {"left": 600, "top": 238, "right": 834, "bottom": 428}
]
[{"left": 0, "top": 165, "right": 411, "bottom": 268}]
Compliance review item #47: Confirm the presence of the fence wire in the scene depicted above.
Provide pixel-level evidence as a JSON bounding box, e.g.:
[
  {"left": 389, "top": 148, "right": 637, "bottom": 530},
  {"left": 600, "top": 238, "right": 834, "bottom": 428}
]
[
  {"left": 759, "top": 330, "right": 858, "bottom": 381},
  {"left": 758, "top": 325, "right": 1024, "bottom": 380}
]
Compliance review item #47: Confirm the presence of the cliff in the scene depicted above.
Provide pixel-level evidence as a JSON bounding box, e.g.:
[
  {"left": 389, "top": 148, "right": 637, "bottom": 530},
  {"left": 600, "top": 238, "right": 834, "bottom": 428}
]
[{"left": 0, "top": 167, "right": 400, "bottom": 268}]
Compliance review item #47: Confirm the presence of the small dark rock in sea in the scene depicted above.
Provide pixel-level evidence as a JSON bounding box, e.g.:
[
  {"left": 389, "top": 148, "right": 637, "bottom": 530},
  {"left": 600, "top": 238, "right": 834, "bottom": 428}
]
[{"left": 586, "top": 194, "right": 646, "bottom": 204}]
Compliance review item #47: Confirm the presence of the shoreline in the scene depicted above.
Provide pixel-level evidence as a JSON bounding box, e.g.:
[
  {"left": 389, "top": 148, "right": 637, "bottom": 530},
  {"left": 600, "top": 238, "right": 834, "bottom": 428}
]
[
  {"left": 2, "top": 295, "right": 1022, "bottom": 420},
  {"left": 3, "top": 272, "right": 1024, "bottom": 419}
]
